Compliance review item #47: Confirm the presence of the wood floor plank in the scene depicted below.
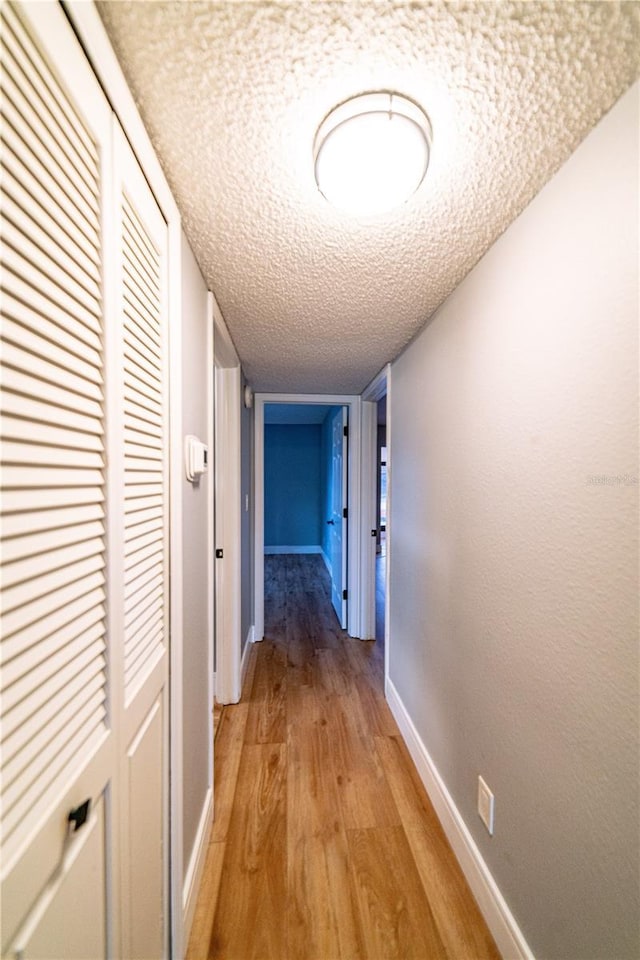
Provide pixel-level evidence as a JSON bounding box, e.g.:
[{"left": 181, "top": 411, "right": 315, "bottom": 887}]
[
  {"left": 375, "top": 734, "right": 501, "bottom": 960},
  {"left": 210, "top": 701, "right": 249, "bottom": 844},
  {"left": 316, "top": 646, "right": 353, "bottom": 696},
  {"left": 347, "top": 824, "right": 448, "bottom": 959},
  {"left": 186, "top": 841, "right": 225, "bottom": 960},
  {"left": 287, "top": 720, "right": 365, "bottom": 959},
  {"left": 241, "top": 638, "right": 258, "bottom": 694},
  {"left": 286, "top": 663, "right": 325, "bottom": 724},
  {"left": 209, "top": 743, "right": 287, "bottom": 959},
  {"left": 354, "top": 670, "right": 397, "bottom": 737},
  {"left": 244, "top": 639, "right": 287, "bottom": 745},
  {"left": 327, "top": 695, "right": 401, "bottom": 830},
  {"left": 213, "top": 700, "right": 224, "bottom": 740},
  {"left": 264, "top": 555, "right": 288, "bottom": 642}
]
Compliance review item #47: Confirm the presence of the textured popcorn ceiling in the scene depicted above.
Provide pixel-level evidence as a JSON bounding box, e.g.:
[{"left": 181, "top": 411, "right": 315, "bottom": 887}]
[{"left": 97, "top": 1, "right": 639, "bottom": 394}]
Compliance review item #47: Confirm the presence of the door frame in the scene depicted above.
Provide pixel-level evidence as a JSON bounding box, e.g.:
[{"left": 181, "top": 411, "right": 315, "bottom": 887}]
[
  {"left": 331, "top": 405, "right": 349, "bottom": 628},
  {"left": 254, "top": 393, "right": 365, "bottom": 640},
  {"left": 361, "top": 365, "right": 391, "bottom": 681},
  {"left": 210, "top": 295, "right": 242, "bottom": 705}
]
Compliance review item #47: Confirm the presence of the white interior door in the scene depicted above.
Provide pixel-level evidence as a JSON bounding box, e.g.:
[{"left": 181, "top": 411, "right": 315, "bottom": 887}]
[
  {"left": 328, "top": 406, "right": 348, "bottom": 627},
  {"left": 111, "top": 120, "right": 170, "bottom": 960},
  {"left": 1, "top": 4, "right": 115, "bottom": 956}
]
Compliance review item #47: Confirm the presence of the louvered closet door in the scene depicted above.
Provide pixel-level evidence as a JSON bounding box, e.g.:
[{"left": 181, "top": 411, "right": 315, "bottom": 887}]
[
  {"left": 0, "top": 2, "right": 115, "bottom": 957},
  {"left": 111, "top": 121, "right": 170, "bottom": 960}
]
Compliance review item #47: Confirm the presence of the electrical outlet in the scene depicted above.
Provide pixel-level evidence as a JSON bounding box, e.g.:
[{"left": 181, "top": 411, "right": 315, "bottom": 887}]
[{"left": 478, "top": 776, "right": 495, "bottom": 835}]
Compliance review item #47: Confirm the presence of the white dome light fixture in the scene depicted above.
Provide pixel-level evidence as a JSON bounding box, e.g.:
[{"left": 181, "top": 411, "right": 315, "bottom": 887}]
[{"left": 313, "top": 91, "right": 432, "bottom": 217}]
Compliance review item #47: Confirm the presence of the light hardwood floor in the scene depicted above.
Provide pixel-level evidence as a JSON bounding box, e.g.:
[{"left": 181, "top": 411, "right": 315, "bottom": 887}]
[{"left": 186, "top": 554, "right": 500, "bottom": 960}]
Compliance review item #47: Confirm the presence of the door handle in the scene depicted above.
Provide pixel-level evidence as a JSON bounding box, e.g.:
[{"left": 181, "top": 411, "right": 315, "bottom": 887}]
[
  {"left": 326, "top": 519, "right": 335, "bottom": 525},
  {"left": 68, "top": 798, "right": 91, "bottom": 833}
]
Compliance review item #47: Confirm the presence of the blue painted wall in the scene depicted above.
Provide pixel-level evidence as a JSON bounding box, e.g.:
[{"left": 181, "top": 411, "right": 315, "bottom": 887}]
[{"left": 264, "top": 424, "right": 323, "bottom": 547}]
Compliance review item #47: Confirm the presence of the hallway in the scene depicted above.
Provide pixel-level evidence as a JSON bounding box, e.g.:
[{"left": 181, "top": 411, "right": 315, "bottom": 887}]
[{"left": 187, "top": 555, "right": 499, "bottom": 959}]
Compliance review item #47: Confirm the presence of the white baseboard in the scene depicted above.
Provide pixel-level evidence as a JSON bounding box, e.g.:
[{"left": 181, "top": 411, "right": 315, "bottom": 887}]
[
  {"left": 182, "top": 786, "right": 213, "bottom": 944},
  {"left": 264, "top": 545, "right": 322, "bottom": 554},
  {"left": 321, "top": 549, "right": 331, "bottom": 575},
  {"left": 385, "top": 678, "right": 534, "bottom": 960}
]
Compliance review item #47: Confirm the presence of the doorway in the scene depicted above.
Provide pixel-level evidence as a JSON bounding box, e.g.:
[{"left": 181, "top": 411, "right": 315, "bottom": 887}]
[
  {"left": 254, "top": 394, "right": 364, "bottom": 641},
  {"left": 361, "top": 365, "right": 390, "bottom": 674},
  {"left": 210, "top": 294, "right": 242, "bottom": 705},
  {"left": 261, "top": 402, "right": 347, "bottom": 628}
]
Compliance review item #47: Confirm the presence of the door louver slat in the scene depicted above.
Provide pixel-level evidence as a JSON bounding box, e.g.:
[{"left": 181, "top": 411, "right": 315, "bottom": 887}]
[
  {"left": 1, "top": 606, "right": 105, "bottom": 692},
  {"left": 1, "top": 279, "right": 102, "bottom": 346},
  {"left": 125, "top": 528, "right": 163, "bottom": 561},
  {"left": 1, "top": 122, "right": 99, "bottom": 246},
  {"left": 0, "top": 503, "right": 105, "bottom": 543},
  {"left": 125, "top": 494, "right": 163, "bottom": 516},
  {"left": 3, "top": 689, "right": 106, "bottom": 811},
  {"left": 1, "top": 626, "right": 104, "bottom": 745},
  {"left": 0, "top": 339, "right": 103, "bottom": 410},
  {"left": 123, "top": 389, "right": 163, "bottom": 427},
  {"left": 1, "top": 586, "right": 106, "bottom": 667},
  {"left": 125, "top": 629, "right": 163, "bottom": 690},
  {"left": 124, "top": 584, "right": 163, "bottom": 637},
  {"left": 2, "top": 536, "right": 105, "bottom": 589},
  {"left": 0, "top": 519, "right": 105, "bottom": 564},
  {"left": 2, "top": 220, "right": 101, "bottom": 314},
  {"left": 1, "top": 3, "right": 98, "bottom": 173},
  {"left": 1, "top": 163, "right": 100, "bottom": 271},
  {"left": 123, "top": 243, "right": 160, "bottom": 305},
  {"left": 122, "top": 205, "right": 158, "bottom": 273},
  {"left": 124, "top": 300, "right": 160, "bottom": 360},
  {"left": 1, "top": 191, "right": 101, "bottom": 296},
  {"left": 124, "top": 516, "right": 163, "bottom": 545},
  {"left": 2, "top": 255, "right": 102, "bottom": 335},
  {"left": 1, "top": 85, "right": 99, "bottom": 226},
  {"left": 0, "top": 416, "right": 105, "bottom": 454},
  {"left": 1, "top": 370, "right": 103, "bottom": 422},
  {"left": 0, "top": 438, "right": 104, "bottom": 468}
]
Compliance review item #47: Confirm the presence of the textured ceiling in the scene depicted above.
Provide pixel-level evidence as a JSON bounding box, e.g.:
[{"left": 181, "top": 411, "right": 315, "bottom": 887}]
[{"left": 97, "top": 1, "right": 639, "bottom": 394}]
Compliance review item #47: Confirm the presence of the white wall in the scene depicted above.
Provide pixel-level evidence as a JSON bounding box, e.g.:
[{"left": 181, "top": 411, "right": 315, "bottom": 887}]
[
  {"left": 180, "top": 234, "right": 211, "bottom": 877},
  {"left": 389, "top": 83, "right": 639, "bottom": 960}
]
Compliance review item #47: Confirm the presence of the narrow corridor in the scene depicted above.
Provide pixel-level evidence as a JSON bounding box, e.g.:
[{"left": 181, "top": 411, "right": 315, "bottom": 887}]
[{"left": 187, "top": 555, "right": 499, "bottom": 959}]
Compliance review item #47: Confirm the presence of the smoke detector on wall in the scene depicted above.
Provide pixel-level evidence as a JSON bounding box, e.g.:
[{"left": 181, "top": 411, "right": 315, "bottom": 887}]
[{"left": 313, "top": 91, "right": 432, "bottom": 217}]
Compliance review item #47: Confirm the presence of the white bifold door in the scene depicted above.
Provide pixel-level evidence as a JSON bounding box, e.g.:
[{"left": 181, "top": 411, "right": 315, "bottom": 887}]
[{"left": 0, "top": 3, "right": 170, "bottom": 958}]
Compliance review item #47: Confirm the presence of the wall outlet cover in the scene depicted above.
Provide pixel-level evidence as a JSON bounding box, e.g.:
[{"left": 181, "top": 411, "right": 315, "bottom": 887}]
[{"left": 478, "top": 775, "right": 495, "bottom": 835}]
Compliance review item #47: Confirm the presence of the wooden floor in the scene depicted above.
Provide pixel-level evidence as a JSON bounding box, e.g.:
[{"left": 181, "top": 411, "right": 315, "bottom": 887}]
[{"left": 187, "top": 554, "right": 500, "bottom": 960}]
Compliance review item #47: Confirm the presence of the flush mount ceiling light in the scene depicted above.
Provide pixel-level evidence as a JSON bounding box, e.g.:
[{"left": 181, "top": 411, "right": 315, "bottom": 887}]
[{"left": 313, "top": 92, "right": 432, "bottom": 217}]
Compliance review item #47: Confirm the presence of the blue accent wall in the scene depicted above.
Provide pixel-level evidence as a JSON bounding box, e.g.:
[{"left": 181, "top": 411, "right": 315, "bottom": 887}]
[{"left": 264, "top": 424, "right": 323, "bottom": 547}]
